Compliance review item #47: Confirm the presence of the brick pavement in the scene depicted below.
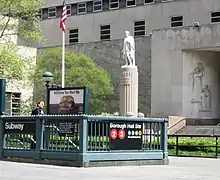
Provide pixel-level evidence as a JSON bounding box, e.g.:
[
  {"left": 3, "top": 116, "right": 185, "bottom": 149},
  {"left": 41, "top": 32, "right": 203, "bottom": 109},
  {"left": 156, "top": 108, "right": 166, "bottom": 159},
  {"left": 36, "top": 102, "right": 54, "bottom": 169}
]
[{"left": 0, "top": 157, "right": 220, "bottom": 180}]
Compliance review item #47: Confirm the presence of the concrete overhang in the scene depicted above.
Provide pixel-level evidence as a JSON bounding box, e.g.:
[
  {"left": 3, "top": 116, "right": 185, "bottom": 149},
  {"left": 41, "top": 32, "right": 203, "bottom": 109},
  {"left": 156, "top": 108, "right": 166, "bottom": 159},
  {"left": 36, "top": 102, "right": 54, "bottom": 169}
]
[
  {"left": 194, "top": 47, "right": 220, "bottom": 52},
  {"left": 152, "top": 24, "right": 220, "bottom": 52}
]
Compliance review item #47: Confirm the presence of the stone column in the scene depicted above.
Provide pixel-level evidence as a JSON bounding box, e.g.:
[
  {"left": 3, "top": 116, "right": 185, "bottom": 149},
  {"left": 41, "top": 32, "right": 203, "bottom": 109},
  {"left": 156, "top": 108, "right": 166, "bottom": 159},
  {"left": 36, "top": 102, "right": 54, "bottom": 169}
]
[{"left": 119, "top": 66, "right": 139, "bottom": 116}]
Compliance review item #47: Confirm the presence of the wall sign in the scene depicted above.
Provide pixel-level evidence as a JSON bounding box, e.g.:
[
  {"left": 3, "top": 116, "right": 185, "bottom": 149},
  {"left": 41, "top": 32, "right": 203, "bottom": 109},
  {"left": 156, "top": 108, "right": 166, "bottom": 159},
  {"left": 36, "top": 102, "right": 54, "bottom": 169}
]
[
  {"left": 4, "top": 120, "right": 36, "bottom": 134},
  {"left": 57, "top": 119, "right": 79, "bottom": 137},
  {"left": 109, "top": 121, "right": 143, "bottom": 150}
]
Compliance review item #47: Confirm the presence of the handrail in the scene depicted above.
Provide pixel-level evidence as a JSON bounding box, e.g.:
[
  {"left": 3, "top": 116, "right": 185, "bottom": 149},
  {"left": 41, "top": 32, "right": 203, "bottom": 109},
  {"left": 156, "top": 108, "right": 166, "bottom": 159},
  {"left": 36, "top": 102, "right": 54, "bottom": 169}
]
[
  {"left": 68, "top": 139, "right": 79, "bottom": 150},
  {"left": 168, "top": 117, "right": 186, "bottom": 130},
  {"left": 0, "top": 114, "right": 168, "bottom": 122}
]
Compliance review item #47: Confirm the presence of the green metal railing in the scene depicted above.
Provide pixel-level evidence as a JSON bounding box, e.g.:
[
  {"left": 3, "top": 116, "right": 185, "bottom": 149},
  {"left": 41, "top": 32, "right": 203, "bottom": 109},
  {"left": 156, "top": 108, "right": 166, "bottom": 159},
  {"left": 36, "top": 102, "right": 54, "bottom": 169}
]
[{"left": 0, "top": 115, "right": 168, "bottom": 166}]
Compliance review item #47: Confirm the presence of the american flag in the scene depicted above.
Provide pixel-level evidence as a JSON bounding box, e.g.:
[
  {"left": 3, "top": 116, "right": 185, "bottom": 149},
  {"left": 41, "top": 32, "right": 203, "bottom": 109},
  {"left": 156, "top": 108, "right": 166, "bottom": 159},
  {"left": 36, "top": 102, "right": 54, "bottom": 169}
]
[{"left": 60, "top": 0, "right": 68, "bottom": 32}]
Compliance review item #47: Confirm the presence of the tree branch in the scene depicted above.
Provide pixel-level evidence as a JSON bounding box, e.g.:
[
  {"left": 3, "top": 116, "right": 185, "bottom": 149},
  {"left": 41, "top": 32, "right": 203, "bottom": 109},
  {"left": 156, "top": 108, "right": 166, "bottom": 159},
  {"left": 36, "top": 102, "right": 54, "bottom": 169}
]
[{"left": 0, "top": 0, "right": 13, "bottom": 39}]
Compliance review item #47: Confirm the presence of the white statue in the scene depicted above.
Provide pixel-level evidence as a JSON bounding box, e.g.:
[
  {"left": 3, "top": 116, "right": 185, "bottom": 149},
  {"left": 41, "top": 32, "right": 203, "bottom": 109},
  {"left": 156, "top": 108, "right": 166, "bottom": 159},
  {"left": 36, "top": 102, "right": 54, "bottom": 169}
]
[{"left": 121, "top": 31, "right": 136, "bottom": 67}]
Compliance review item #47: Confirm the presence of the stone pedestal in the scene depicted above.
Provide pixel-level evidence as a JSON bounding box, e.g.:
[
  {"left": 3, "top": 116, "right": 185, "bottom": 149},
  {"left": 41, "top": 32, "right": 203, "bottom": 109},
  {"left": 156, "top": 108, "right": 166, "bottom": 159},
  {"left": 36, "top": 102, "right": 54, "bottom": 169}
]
[{"left": 119, "top": 66, "right": 139, "bottom": 116}]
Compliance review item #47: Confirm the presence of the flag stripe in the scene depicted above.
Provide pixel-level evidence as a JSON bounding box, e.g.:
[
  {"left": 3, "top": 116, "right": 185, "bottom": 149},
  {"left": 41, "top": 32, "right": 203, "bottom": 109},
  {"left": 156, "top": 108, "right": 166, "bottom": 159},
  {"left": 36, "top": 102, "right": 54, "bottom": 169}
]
[{"left": 60, "top": 0, "right": 67, "bottom": 32}]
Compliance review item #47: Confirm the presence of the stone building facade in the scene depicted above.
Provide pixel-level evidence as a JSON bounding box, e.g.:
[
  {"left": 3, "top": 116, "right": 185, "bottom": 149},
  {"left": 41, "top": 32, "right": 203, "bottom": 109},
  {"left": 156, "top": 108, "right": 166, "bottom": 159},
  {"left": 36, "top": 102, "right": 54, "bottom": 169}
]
[{"left": 36, "top": 0, "right": 220, "bottom": 117}]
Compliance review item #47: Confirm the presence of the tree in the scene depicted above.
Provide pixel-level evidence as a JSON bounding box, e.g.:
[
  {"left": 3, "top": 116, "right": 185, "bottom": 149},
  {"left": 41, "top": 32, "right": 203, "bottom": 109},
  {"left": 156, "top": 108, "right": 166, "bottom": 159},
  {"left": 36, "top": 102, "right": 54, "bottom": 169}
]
[
  {"left": 34, "top": 48, "right": 114, "bottom": 114},
  {"left": 0, "top": 0, "right": 42, "bottom": 82},
  {"left": 0, "top": 44, "right": 34, "bottom": 83},
  {"left": 0, "top": 0, "right": 42, "bottom": 44},
  {"left": 0, "top": 0, "right": 43, "bottom": 114}
]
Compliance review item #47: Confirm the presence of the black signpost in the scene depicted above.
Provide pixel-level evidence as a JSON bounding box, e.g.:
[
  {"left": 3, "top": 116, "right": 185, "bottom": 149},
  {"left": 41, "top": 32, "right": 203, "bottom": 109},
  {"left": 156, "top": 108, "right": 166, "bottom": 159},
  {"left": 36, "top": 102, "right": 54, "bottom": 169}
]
[
  {"left": 109, "top": 121, "right": 143, "bottom": 150},
  {"left": 4, "top": 120, "right": 36, "bottom": 134}
]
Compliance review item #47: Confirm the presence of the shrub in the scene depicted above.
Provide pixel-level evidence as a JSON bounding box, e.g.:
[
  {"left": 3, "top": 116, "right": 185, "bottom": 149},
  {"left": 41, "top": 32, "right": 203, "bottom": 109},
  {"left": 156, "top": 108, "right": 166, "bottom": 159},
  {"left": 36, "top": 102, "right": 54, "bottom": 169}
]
[{"left": 168, "top": 138, "right": 219, "bottom": 153}]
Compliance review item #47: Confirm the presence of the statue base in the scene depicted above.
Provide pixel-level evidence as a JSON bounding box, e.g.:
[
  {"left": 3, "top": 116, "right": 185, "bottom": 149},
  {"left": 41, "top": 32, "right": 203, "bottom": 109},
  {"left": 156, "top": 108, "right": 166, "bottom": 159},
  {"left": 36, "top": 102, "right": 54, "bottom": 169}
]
[{"left": 119, "top": 65, "right": 139, "bottom": 116}]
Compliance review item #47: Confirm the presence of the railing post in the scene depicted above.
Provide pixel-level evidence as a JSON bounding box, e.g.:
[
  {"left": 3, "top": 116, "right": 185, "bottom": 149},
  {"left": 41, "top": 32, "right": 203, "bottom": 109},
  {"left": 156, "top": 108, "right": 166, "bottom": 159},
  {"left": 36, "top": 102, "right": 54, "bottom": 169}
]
[
  {"left": 36, "top": 116, "right": 43, "bottom": 159},
  {"left": 79, "top": 115, "right": 88, "bottom": 166},
  {"left": 216, "top": 136, "right": 218, "bottom": 158},
  {"left": 176, "top": 136, "right": 179, "bottom": 156},
  {"left": 0, "top": 116, "right": 3, "bottom": 158},
  {"left": 160, "top": 119, "right": 168, "bottom": 159},
  {"left": 44, "top": 121, "right": 49, "bottom": 150}
]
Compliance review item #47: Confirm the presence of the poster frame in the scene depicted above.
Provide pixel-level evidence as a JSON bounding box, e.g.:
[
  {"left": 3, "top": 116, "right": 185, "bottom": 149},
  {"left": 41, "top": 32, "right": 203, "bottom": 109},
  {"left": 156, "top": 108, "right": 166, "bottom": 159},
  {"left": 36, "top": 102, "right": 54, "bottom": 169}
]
[{"left": 47, "top": 86, "right": 88, "bottom": 115}]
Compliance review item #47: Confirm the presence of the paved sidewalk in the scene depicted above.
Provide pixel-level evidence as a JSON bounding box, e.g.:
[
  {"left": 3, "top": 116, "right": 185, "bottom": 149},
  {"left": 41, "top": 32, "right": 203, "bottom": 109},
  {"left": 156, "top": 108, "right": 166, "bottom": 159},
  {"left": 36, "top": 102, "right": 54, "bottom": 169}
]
[{"left": 0, "top": 157, "right": 220, "bottom": 180}]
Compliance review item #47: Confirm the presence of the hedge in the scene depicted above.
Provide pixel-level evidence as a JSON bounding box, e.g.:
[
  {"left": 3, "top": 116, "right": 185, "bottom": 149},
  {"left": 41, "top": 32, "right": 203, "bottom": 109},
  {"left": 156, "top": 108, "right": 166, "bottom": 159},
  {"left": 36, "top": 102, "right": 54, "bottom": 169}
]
[{"left": 168, "top": 138, "right": 220, "bottom": 153}]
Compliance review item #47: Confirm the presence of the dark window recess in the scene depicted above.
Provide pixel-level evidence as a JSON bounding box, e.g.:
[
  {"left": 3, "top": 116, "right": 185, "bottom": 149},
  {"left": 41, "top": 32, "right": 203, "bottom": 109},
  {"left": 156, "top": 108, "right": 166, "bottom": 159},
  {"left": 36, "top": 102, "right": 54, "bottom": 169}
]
[
  {"left": 211, "top": 12, "right": 220, "bottom": 23},
  {"left": 69, "top": 29, "right": 79, "bottom": 43},
  {"left": 48, "top": 7, "right": 56, "bottom": 18},
  {"left": 93, "top": 0, "right": 102, "bottom": 11},
  {"left": 100, "top": 25, "right": 110, "bottom": 40},
  {"left": 78, "top": 3, "right": 86, "bottom": 14},
  {"left": 171, "top": 16, "right": 183, "bottom": 22},
  {"left": 109, "top": 0, "right": 119, "bottom": 9},
  {"left": 145, "top": 0, "right": 154, "bottom": 3},
  {"left": 12, "top": 93, "right": 21, "bottom": 115},
  {"left": 134, "top": 21, "right": 145, "bottom": 37},
  {"left": 171, "top": 16, "right": 183, "bottom": 27},
  {"left": 67, "top": 5, "right": 71, "bottom": 15},
  {"left": 127, "top": 0, "right": 136, "bottom": 7},
  {"left": 36, "top": 10, "right": 42, "bottom": 19}
]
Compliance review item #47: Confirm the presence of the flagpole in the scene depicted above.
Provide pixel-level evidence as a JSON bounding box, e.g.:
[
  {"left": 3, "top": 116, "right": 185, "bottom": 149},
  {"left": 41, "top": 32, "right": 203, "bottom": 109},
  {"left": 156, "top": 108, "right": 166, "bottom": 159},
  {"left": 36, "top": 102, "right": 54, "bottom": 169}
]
[{"left": 61, "top": 31, "right": 65, "bottom": 88}]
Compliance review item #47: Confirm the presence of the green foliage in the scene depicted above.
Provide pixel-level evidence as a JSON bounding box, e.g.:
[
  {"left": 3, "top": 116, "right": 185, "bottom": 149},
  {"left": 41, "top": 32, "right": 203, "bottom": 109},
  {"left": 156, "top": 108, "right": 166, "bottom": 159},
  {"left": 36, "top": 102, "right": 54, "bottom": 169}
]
[
  {"left": 0, "top": 0, "right": 42, "bottom": 44},
  {"left": 0, "top": 44, "right": 34, "bottom": 82},
  {"left": 168, "top": 149, "right": 217, "bottom": 157},
  {"left": 168, "top": 138, "right": 220, "bottom": 153},
  {"left": 0, "top": 0, "right": 42, "bottom": 83},
  {"left": 20, "top": 96, "right": 36, "bottom": 114},
  {"left": 34, "top": 48, "right": 114, "bottom": 114}
]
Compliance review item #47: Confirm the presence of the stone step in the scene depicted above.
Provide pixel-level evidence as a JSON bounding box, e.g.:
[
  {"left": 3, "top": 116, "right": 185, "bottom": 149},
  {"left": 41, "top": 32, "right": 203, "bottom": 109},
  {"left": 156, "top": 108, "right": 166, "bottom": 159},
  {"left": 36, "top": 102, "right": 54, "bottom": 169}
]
[{"left": 175, "top": 126, "right": 220, "bottom": 135}]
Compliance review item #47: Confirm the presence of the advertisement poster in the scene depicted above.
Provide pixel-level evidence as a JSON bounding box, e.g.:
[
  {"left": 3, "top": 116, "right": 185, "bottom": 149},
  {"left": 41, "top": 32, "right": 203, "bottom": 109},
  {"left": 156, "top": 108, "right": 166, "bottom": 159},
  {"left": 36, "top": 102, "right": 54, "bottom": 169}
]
[
  {"left": 109, "top": 121, "right": 143, "bottom": 150},
  {"left": 49, "top": 88, "right": 85, "bottom": 115}
]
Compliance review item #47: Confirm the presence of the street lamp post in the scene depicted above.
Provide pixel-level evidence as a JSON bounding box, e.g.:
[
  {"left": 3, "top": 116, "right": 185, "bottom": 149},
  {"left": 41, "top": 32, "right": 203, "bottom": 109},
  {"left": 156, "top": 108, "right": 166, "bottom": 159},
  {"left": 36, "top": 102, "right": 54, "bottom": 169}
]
[
  {"left": 42, "top": 71, "right": 53, "bottom": 150},
  {"left": 42, "top": 71, "right": 53, "bottom": 89},
  {"left": 42, "top": 72, "right": 53, "bottom": 114}
]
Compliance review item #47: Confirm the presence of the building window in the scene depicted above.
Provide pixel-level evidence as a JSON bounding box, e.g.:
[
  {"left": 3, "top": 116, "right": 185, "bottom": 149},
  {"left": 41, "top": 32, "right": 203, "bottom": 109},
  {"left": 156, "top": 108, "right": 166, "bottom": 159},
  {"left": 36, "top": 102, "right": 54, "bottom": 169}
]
[
  {"left": 144, "top": 0, "right": 154, "bottom": 4},
  {"left": 36, "top": 9, "right": 42, "bottom": 19},
  {"left": 211, "top": 11, "right": 220, "bottom": 23},
  {"left": 134, "top": 21, "right": 145, "bottom": 37},
  {"left": 69, "top": 29, "right": 79, "bottom": 43},
  {"left": 77, "top": 2, "right": 86, "bottom": 14},
  {"left": 48, "top": 7, "right": 56, "bottom": 18},
  {"left": 170, "top": 16, "right": 183, "bottom": 27},
  {"left": 100, "top": 25, "right": 111, "bottom": 41},
  {"left": 109, "top": 0, "right": 119, "bottom": 10},
  {"left": 126, "top": 0, "right": 136, "bottom": 7},
  {"left": 5, "top": 92, "right": 21, "bottom": 115},
  {"left": 162, "top": 0, "right": 173, "bottom": 2},
  {"left": 93, "top": 0, "right": 102, "bottom": 12},
  {"left": 67, "top": 5, "right": 71, "bottom": 16}
]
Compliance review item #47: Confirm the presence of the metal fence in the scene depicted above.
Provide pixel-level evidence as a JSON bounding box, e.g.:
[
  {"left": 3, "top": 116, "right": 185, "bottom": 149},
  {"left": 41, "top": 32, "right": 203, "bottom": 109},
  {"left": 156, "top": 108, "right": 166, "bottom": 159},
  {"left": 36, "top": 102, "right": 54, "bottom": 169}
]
[
  {"left": 0, "top": 115, "right": 168, "bottom": 166},
  {"left": 168, "top": 134, "right": 220, "bottom": 158}
]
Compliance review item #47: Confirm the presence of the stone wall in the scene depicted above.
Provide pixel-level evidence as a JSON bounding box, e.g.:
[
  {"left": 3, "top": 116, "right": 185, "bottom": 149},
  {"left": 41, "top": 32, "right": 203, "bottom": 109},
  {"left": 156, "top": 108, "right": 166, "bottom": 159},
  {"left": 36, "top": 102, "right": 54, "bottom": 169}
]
[
  {"left": 37, "top": 36, "right": 151, "bottom": 114},
  {"left": 182, "top": 51, "right": 220, "bottom": 118},
  {"left": 151, "top": 24, "right": 220, "bottom": 118}
]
